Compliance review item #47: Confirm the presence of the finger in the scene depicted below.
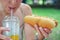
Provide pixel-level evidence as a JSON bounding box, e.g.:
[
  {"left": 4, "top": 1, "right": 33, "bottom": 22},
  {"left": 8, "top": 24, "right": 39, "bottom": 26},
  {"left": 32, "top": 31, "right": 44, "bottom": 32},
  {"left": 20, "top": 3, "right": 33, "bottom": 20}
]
[
  {"left": 0, "top": 34, "right": 12, "bottom": 40},
  {"left": 34, "top": 24, "right": 38, "bottom": 30},
  {"left": 34, "top": 24, "right": 40, "bottom": 34},
  {"left": 0, "top": 27, "right": 10, "bottom": 34},
  {"left": 34, "top": 25, "right": 44, "bottom": 37},
  {"left": 43, "top": 28, "right": 51, "bottom": 34},
  {"left": 0, "top": 27, "right": 10, "bottom": 31},
  {"left": 39, "top": 27, "right": 49, "bottom": 38},
  {"left": 34, "top": 25, "right": 45, "bottom": 40}
]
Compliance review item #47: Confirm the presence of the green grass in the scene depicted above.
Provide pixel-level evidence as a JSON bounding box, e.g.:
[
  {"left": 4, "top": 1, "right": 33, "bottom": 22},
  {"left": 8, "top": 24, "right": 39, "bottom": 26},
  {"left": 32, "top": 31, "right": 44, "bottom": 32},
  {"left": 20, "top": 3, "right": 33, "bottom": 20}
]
[{"left": 32, "top": 8, "right": 60, "bottom": 40}]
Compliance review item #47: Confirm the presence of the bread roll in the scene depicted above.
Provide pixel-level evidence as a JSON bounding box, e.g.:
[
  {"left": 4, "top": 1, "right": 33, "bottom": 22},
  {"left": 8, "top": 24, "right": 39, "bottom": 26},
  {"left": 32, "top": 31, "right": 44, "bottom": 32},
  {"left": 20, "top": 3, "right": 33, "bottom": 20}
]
[
  {"left": 24, "top": 16, "right": 57, "bottom": 30},
  {"left": 24, "top": 16, "right": 40, "bottom": 26},
  {"left": 38, "top": 17, "right": 56, "bottom": 29}
]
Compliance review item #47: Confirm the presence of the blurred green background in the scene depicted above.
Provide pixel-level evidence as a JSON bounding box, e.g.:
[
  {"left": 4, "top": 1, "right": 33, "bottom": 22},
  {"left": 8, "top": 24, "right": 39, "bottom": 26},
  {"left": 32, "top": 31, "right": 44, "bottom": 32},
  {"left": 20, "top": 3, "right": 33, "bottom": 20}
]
[{"left": 23, "top": 0, "right": 60, "bottom": 40}]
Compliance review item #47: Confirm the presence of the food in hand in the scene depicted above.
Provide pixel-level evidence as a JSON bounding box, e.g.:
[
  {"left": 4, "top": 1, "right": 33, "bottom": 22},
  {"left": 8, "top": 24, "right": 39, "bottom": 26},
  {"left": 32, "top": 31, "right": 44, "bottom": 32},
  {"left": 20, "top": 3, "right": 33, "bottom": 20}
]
[{"left": 24, "top": 15, "right": 58, "bottom": 30}]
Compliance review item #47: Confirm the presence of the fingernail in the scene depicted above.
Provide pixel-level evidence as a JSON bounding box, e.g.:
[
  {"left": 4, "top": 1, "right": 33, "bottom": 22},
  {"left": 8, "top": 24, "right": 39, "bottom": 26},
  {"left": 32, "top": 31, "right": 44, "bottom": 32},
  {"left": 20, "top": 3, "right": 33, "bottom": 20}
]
[
  {"left": 44, "top": 28, "right": 47, "bottom": 30},
  {"left": 39, "top": 27, "right": 42, "bottom": 30}
]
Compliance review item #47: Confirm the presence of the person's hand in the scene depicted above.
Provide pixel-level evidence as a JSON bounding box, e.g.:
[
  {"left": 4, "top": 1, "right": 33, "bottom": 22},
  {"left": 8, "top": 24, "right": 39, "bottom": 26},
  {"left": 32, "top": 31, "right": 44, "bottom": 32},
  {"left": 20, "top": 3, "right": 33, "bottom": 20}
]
[
  {"left": 34, "top": 24, "right": 51, "bottom": 40},
  {"left": 24, "top": 23, "right": 52, "bottom": 40},
  {"left": 0, "top": 27, "right": 11, "bottom": 40}
]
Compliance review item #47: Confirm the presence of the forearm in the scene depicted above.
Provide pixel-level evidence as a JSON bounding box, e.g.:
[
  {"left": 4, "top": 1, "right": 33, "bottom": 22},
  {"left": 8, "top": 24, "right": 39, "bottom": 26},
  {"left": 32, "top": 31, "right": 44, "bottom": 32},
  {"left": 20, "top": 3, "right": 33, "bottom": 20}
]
[{"left": 24, "top": 23, "right": 35, "bottom": 40}]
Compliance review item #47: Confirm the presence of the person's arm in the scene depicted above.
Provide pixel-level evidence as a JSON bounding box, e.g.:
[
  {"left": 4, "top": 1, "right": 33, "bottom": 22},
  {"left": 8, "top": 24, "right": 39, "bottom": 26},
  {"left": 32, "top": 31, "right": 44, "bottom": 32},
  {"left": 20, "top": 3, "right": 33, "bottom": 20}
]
[
  {"left": 22, "top": 4, "right": 49, "bottom": 40},
  {"left": 22, "top": 3, "right": 51, "bottom": 40},
  {"left": 21, "top": 3, "right": 35, "bottom": 40}
]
